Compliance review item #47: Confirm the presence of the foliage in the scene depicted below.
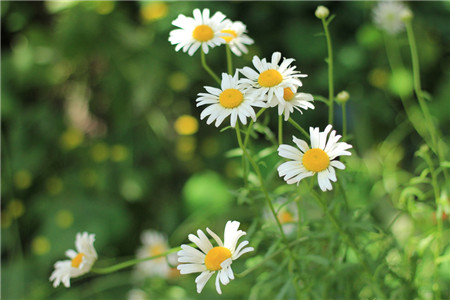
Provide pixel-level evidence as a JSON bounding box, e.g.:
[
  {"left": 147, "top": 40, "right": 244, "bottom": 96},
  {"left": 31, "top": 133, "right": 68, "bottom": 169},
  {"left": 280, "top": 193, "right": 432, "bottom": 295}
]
[{"left": 1, "top": 1, "right": 449, "bottom": 299}]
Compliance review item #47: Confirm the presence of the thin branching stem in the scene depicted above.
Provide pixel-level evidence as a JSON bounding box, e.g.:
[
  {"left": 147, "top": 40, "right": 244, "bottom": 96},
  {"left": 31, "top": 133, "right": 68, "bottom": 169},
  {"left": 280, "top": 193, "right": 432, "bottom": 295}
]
[
  {"left": 201, "top": 50, "right": 220, "bottom": 84},
  {"left": 321, "top": 17, "right": 334, "bottom": 125}
]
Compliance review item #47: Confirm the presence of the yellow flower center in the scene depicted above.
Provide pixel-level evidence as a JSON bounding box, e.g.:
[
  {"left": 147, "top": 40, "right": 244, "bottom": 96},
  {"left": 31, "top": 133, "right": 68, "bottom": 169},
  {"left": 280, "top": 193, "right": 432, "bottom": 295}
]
[
  {"left": 302, "top": 148, "right": 330, "bottom": 172},
  {"left": 221, "top": 29, "right": 237, "bottom": 43},
  {"left": 149, "top": 244, "right": 166, "bottom": 256},
  {"left": 71, "top": 253, "right": 85, "bottom": 268},
  {"left": 258, "top": 69, "right": 283, "bottom": 87},
  {"left": 278, "top": 211, "right": 294, "bottom": 224},
  {"left": 283, "top": 88, "right": 295, "bottom": 101},
  {"left": 219, "top": 88, "right": 244, "bottom": 108},
  {"left": 192, "top": 25, "right": 214, "bottom": 42},
  {"left": 204, "top": 246, "right": 232, "bottom": 271}
]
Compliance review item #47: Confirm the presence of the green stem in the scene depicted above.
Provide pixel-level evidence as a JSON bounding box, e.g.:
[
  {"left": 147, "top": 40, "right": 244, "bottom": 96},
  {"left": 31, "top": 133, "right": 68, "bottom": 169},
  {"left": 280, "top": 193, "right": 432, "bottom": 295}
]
[
  {"left": 201, "top": 50, "right": 220, "bottom": 84},
  {"left": 226, "top": 44, "right": 233, "bottom": 75},
  {"left": 278, "top": 114, "right": 283, "bottom": 145},
  {"left": 321, "top": 18, "right": 334, "bottom": 125},
  {"left": 287, "top": 117, "right": 310, "bottom": 139},
  {"left": 342, "top": 102, "right": 347, "bottom": 140},
  {"left": 405, "top": 20, "right": 447, "bottom": 184},
  {"left": 310, "top": 190, "right": 387, "bottom": 299},
  {"left": 404, "top": 20, "right": 435, "bottom": 146},
  {"left": 382, "top": 33, "right": 435, "bottom": 155},
  {"left": 237, "top": 108, "right": 268, "bottom": 186},
  {"left": 421, "top": 151, "right": 442, "bottom": 300},
  {"left": 236, "top": 123, "right": 286, "bottom": 242},
  {"left": 91, "top": 246, "right": 182, "bottom": 274},
  {"left": 244, "top": 108, "right": 267, "bottom": 149},
  {"left": 235, "top": 123, "right": 301, "bottom": 287}
]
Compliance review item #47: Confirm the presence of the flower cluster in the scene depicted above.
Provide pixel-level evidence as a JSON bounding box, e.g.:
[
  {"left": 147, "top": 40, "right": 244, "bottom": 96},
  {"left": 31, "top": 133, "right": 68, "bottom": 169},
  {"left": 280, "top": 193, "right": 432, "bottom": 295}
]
[
  {"left": 169, "top": 9, "right": 314, "bottom": 127},
  {"left": 167, "top": 7, "right": 354, "bottom": 294},
  {"left": 169, "top": 8, "right": 254, "bottom": 56}
]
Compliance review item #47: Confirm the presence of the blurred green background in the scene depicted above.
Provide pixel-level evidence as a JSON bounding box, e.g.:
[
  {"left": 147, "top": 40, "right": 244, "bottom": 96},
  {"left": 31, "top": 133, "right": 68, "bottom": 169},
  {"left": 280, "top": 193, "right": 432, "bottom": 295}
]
[{"left": 1, "top": 1, "right": 449, "bottom": 299}]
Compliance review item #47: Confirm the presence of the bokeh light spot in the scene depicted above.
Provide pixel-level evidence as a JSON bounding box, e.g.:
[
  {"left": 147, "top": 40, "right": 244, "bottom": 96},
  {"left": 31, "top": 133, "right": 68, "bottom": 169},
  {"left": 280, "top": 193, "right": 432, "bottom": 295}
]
[
  {"left": 14, "top": 170, "right": 32, "bottom": 190},
  {"left": 32, "top": 236, "right": 51, "bottom": 255},
  {"left": 56, "top": 210, "right": 74, "bottom": 229},
  {"left": 174, "top": 115, "right": 198, "bottom": 136}
]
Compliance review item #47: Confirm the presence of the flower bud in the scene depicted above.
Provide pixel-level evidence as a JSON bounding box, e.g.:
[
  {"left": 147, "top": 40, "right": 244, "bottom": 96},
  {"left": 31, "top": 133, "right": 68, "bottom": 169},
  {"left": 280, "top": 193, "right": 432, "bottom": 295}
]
[
  {"left": 336, "top": 91, "right": 350, "bottom": 103},
  {"left": 315, "top": 6, "right": 329, "bottom": 19},
  {"left": 400, "top": 9, "right": 413, "bottom": 22}
]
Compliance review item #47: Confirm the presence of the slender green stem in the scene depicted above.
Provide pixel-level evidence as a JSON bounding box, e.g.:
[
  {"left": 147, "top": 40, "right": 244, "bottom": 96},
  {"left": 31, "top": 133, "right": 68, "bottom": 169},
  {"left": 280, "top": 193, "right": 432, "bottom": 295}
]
[
  {"left": 405, "top": 21, "right": 438, "bottom": 150},
  {"left": 287, "top": 117, "right": 310, "bottom": 139},
  {"left": 342, "top": 102, "right": 347, "bottom": 139},
  {"left": 310, "top": 190, "right": 387, "bottom": 299},
  {"left": 91, "top": 246, "right": 182, "bottom": 274},
  {"left": 201, "top": 50, "right": 220, "bottom": 84},
  {"left": 244, "top": 108, "right": 267, "bottom": 149},
  {"left": 321, "top": 18, "right": 334, "bottom": 125},
  {"left": 312, "top": 94, "right": 330, "bottom": 105},
  {"left": 226, "top": 44, "right": 233, "bottom": 75},
  {"left": 238, "top": 108, "right": 267, "bottom": 186},
  {"left": 236, "top": 123, "right": 286, "bottom": 242},
  {"left": 405, "top": 20, "right": 447, "bottom": 184},
  {"left": 278, "top": 114, "right": 283, "bottom": 145},
  {"left": 235, "top": 123, "right": 300, "bottom": 279},
  {"left": 382, "top": 33, "right": 435, "bottom": 154},
  {"left": 421, "top": 150, "right": 442, "bottom": 300}
]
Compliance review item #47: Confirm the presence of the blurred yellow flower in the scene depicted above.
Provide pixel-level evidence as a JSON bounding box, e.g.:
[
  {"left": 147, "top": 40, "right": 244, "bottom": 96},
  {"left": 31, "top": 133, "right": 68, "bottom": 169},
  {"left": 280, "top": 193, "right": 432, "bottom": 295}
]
[
  {"left": 46, "top": 177, "right": 64, "bottom": 195},
  {"left": 91, "top": 143, "right": 109, "bottom": 162},
  {"left": 168, "top": 72, "right": 190, "bottom": 91},
  {"left": 14, "top": 170, "right": 32, "bottom": 190},
  {"left": 32, "top": 236, "right": 51, "bottom": 255},
  {"left": 174, "top": 115, "right": 198, "bottom": 136},
  {"left": 141, "top": 2, "right": 168, "bottom": 22},
  {"left": 60, "top": 128, "right": 84, "bottom": 150},
  {"left": 56, "top": 210, "right": 74, "bottom": 229},
  {"left": 110, "top": 144, "right": 129, "bottom": 162},
  {"left": 8, "top": 199, "right": 25, "bottom": 218}
]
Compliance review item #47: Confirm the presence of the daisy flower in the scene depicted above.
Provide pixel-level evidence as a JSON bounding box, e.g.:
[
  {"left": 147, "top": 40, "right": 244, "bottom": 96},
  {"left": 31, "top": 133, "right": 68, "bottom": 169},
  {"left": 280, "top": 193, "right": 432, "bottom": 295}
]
[
  {"left": 277, "top": 125, "right": 352, "bottom": 191},
  {"left": 372, "top": 1, "right": 409, "bottom": 35},
  {"left": 196, "top": 71, "right": 266, "bottom": 127},
  {"left": 169, "top": 8, "right": 228, "bottom": 56},
  {"left": 269, "top": 86, "right": 314, "bottom": 121},
  {"left": 49, "top": 232, "right": 97, "bottom": 288},
  {"left": 263, "top": 197, "right": 298, "bottom": 235},
  {"left": 239, "top": 52, "right": 307, "bottom": 105},
  {"left": 221, "top": 20, "right": 254, "bottom": 56},
  {"left": 177, "top": 220, "right": 254, "bottom": 294},
  {"left": 134, "top": 230, "right": 177, "bottom": 279}
]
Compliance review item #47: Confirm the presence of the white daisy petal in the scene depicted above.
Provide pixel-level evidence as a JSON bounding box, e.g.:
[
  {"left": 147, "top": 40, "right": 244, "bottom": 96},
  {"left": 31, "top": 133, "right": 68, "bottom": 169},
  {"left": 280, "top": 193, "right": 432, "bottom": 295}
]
[
  {"left": 195, "top": 271, "right": 214, "bottom": 293},
  {"left": 178, "top": 263, "right": 207, "bottom": 274},
  {"left": 215, "top": 272, "right": 222, "bottom": 294}
]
